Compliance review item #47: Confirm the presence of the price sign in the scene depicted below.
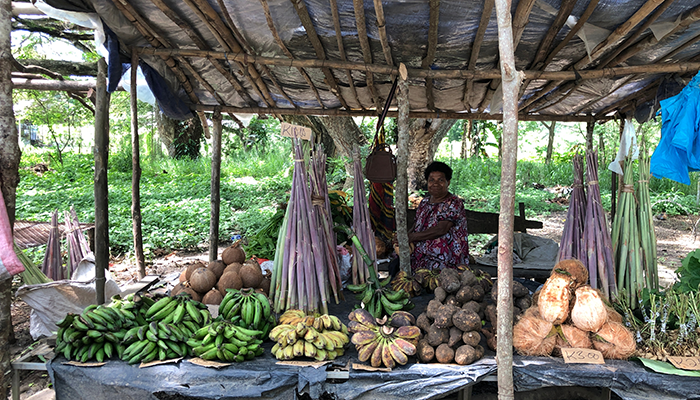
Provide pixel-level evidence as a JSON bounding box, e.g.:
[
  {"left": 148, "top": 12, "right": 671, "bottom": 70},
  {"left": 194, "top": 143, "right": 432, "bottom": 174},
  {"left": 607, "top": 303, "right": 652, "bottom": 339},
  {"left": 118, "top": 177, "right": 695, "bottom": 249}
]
[
  {"left": 562, "top": 348, "right": 605, "bottom": 364},
  {"left": 280, "top": 123, "right": 312, "bottom": 140},
  {"left": 667, "top": 356, "right": 700, "bottom": 370}
]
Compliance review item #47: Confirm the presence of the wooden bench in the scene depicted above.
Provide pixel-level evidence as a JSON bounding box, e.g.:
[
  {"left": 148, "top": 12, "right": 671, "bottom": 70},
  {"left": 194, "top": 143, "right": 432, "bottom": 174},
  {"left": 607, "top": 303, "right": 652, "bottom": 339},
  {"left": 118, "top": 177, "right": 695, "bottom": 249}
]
[{"left": 406, "top": 202, "right": 543, "bottom": 234}]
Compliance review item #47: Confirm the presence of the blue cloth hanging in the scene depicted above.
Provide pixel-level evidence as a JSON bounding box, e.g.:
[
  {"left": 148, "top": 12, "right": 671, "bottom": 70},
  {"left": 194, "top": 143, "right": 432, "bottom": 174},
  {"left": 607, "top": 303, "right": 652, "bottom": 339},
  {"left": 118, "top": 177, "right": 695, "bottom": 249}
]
[{"left": 650, "top": 72, "right": 700, "bottom": 185}]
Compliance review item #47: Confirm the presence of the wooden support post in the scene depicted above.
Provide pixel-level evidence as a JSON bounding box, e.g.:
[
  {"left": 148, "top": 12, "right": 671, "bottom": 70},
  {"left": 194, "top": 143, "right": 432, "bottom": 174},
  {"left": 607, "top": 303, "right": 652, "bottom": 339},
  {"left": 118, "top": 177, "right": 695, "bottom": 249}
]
[
  {"left": 94, "top": 58, "right": 110, "bottom": 305},
  {"left": 586, "top": 119, "right": 595, "bottom": 153},
  {"left": 209, "top": 111, "right": 222, "bottom": 262},
  {"left": 494, "top": 0, "right": 521, "bottom": 397},
  {"left": 396, "top": 64, "right": 411, "bottom": 274},
  {"left": 131, "top": 50, "right": 146, "bottom": 279}
]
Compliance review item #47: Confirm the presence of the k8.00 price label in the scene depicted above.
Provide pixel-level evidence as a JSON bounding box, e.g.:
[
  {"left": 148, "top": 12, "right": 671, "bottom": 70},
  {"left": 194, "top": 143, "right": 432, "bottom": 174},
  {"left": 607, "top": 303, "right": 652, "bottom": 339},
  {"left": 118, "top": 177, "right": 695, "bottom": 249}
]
[
  {"left": 667, "top": 356, "right": 700, "bottom": 370},
  {"left": 562, "top": 348, "right": 605, "bottom": 364}
]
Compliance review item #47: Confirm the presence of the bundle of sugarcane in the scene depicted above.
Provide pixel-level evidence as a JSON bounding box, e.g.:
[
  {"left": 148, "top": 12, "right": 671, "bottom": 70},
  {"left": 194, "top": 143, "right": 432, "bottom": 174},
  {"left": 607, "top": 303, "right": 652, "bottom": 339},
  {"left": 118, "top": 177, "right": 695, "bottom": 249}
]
[
  {"left": 42, "top": 210, "right": 64, "bottom": 281},
  {"left": 582, "top": 151, "right": 616, "bottom": 299},
  {"left": 271, "top": 138, "right": 333, "bottom": 314},
  {"left": 16, "top": 243, "right": 51, "bottom": 284},
  {"left": 351, "top": 146, "right": 376, "bottom": 285},
  {"left": 637, "top": 153, "right": 658, "bottom": 291},
  {"left": 557, "top": 153, "right": 586, "bottom": 263},
  {"left": 309, "top": 144, "right": 342, "bottom": 303},
  {"left": 65, "top": 207, "right": 92, "bottom": 278},
  {"left": 612, "top": 156, "right": 641, "bottom": 304}
]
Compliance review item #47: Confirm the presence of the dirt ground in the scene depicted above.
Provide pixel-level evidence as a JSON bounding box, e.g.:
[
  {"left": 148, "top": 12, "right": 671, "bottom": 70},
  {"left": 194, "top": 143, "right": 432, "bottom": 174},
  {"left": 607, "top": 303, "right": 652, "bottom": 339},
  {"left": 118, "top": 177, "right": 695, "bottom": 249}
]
[{"left": 7, "top": 213, "right": 699, "bottom": 399}]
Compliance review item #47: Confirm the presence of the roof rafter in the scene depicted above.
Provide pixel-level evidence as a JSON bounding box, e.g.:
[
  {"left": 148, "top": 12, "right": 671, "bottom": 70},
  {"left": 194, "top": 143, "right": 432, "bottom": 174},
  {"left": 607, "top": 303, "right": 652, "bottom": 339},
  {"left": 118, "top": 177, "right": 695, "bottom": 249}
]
[
  {"left": 422, "top": 0, "right": 440, "bottom": 111},
  {"left": 290, "top": 0, "right": 350, "bottom": 109},
  {"left": 257, "top": 0, "right": 324, "bottom": 108},
  {"left": 352, "top": 0, "right": 379, "bottom": 108},
  {"left": 330, "top": 0, "right": 363, "bottom": 109},
  {"left": 462, "top": 0, "right": 494, "bottom": 109}
]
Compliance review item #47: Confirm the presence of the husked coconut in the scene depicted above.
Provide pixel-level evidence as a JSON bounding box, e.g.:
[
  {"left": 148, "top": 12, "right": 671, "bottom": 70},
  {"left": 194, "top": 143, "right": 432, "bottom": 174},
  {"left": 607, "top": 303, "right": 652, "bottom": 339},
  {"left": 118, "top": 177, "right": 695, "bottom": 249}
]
[
  {"left": 224, "top": 262, "right": 243, "bottom": 276},
  {"left": 513, "top": 308, "right": 556, "bottom": 356},
  {"left": 552, "top": 259, "right": 589, "bottom": 287},
  {"left": 239, "top": 259, "right": 263, "bottom": 288},
  {"left": 217, "top": 271, "right": 243, "bottom": 293},
  {"left": 222, "top": 242, "right": 245, "bottom": 265},
  {"left": 185, "top": 262, "right": 205, "bottom": 280},
  {"left": 592, "top": 321, "right": 636, "bottom": 359},
  {"left": 553, "top": 324, "right": 592, "bottom": 356},
  {"left": 202, "top": 289, "right": 223, "bottom": 305},
  {"left": 570, "top": 285, "right": 607, "bottom": 332},
  {"left": 538, "top": 270, "right": 573, "bottom": 324},
  {"left": 189, "top": 267, "right": 217, "bottom": 293},
  {"left": 207, "top": 260, "right": 226, "bottom": 280}
]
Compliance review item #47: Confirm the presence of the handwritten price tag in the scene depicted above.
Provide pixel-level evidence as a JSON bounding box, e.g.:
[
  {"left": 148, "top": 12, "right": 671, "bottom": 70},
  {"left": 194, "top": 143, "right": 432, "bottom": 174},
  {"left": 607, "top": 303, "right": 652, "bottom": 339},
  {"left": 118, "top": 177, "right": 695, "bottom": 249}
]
[
  {"left": 562, "top": 348, "right": 605, "bottom": 364},
  {"left": 280, "top": 123, "right": 312, "bottom": 140},
  {"left": 667, "top": 356, "right": 700, "bottom": 370}
]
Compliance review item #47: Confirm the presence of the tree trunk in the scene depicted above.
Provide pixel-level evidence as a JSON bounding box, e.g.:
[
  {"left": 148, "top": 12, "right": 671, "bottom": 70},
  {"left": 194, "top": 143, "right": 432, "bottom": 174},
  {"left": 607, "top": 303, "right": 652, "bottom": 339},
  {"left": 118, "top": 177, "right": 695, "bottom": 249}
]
[
  {"left": 470, "top": 121, "right": 482, "bottom": 157},
  {"left": 157, "top": 110, "right": 203, "bottom": 159},
  {"left": 406, "top": 119, "right": 456, "bottom": 192},
  {"left": 1, "top": 0, "right": 21, "bottom": 395},
  {"left": 460, "top": 120, "right": 472, "bottom": 159},
  {"left": 543, "top": 121, "right": 556, "bottom": 164}
]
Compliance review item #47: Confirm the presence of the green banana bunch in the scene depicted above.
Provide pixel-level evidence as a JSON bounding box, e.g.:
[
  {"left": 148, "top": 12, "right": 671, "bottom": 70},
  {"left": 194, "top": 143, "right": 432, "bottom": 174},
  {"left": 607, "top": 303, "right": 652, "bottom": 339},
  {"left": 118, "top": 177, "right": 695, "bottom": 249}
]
[
  {"left": 219, "top": 288, "right": 275, "bottom": 339},
  {"left": 353, "top": 279, "right": 414, "bottom": 319},
  {"left": 189, "top": 320, "right": 265, "bottom": 362},
  {"left": 269, "top": 313, "right": 349, "bottom": 361}
]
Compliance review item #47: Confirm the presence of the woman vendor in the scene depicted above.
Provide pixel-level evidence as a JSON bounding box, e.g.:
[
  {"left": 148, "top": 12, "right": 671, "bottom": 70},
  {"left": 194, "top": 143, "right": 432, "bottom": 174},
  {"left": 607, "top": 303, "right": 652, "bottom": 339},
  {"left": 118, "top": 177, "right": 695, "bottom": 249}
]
[{"left": 390, "top": 161, "right": 470, "bottom": 274}]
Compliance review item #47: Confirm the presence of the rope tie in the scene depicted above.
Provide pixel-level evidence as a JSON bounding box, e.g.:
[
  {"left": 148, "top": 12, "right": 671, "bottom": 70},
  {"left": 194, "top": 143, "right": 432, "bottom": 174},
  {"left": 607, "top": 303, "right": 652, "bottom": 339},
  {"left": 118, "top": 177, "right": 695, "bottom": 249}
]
[{"left": 621, "top": 184, "right": 635, "bottom": 193}]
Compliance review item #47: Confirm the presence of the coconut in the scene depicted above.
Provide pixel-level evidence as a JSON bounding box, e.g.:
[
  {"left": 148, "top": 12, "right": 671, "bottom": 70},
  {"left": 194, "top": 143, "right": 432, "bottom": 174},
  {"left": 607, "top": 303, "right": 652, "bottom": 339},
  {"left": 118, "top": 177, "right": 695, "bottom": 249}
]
[
  {"left": 185, "top": 261, "right": 205, "bottom": 280},
  {"left": 217, "top": 271, "right": 243, "bottom": 293},
  {"left": 202, "top": 289, "right": 223, "bottom": 305},
  {"left": 552, "top": 259, "right": 589, "bottom": 287},
  {"left": 239, "top": 259, "right": 263, "bottom": 288},
  {"left": 553, "top": 324, "right": 592, "bottom": 356},
  {"left": 538, "top": 270, "right": 573, "bottom": 324},
  {"left": 513, "top": 308, "right": 556, "bottom": 356},
  {"left": 207, "top": 260, "right": 226, "bottom": 280},
  {"left": 172, "top": 284, "right": 201, "bottom": 302},
  {"left": 222, "top": 242, "right": 246, "bottom": 265},
  {"left": 260, "top": 274, "right": 271, "bottom": 295},
  {"left": 190, "top": 267, "right": 217, "bottom": 293},
  {"left": 570, "top": 285, "right": 608, "bottom": 332},
  {"left": 179, "top": 269, "right": 187, "bottom": 283},
  {"left": 592, "top": 321, "right": 636, "bottom": 359},
  {"left": 224, "top": 262, "right": 243, "bottom": 276},
  {"left": 606, "top": 306, "right": 623, "bottom": 323}
]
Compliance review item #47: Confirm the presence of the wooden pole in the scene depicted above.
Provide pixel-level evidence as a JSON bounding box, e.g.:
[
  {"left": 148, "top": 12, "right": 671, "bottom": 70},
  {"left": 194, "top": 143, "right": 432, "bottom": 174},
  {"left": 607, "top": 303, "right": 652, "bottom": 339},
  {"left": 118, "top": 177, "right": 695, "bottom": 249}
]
[
  {"left": 494, "top": 0, "right": 521, "bottom": 397},
  {"left": 209, "top": 111, "right": 222, "bottom": 262},
  {"left": 130, "top": 51, "right": 146, "bottom": 279},
  {"left": 396, "top": 64, "right": 411, "bottom": 274},
  {"left": 94, "top": 58, "right": 110, "bottom": 305}
]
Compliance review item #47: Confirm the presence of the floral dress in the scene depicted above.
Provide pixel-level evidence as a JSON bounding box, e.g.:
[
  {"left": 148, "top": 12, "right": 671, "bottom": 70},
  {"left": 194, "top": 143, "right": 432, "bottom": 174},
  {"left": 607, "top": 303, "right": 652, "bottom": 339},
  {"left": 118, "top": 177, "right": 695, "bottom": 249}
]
[{"left": 411, "top": 193, "right": 469, "bottom": 272}]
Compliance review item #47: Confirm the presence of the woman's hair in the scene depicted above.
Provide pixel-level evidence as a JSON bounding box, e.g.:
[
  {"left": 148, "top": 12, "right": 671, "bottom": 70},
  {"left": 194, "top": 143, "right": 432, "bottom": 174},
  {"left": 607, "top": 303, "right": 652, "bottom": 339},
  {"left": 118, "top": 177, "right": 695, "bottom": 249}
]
[{"left": 424, "top": 161, "right": 453, "bottom": 181}]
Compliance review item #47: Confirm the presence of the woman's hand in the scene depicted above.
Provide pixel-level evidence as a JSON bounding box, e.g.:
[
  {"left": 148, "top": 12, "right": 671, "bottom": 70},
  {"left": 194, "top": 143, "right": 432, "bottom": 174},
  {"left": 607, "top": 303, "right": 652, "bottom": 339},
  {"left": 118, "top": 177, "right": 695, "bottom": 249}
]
[{"left": 408, "top": 220, "right": 453, "bottom": 243}]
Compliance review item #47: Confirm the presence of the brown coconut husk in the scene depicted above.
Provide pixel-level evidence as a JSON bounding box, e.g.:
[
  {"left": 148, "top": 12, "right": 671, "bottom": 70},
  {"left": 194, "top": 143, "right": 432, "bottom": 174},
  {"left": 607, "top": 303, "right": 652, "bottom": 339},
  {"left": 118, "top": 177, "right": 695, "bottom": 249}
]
[
  {"left": 552, "top": 324, "right": 592, "bottom": 356},
  {"left": 605, "top": 306, "right": 623, "bottom": 324},
  {"left": 513, "top": 308, "right": 557, "bottom": 356},
  {"left": 592, "top": 321, "right": 636, "bottom": 359},
  {"left": 570, "top": 285, "right": 608, "bottom": 332},
  {"left": 538, "top": 270, "right": 573, "bottom": 324},
  {"left": 552, "top": 259, "right": 589, "bottom": 287}
]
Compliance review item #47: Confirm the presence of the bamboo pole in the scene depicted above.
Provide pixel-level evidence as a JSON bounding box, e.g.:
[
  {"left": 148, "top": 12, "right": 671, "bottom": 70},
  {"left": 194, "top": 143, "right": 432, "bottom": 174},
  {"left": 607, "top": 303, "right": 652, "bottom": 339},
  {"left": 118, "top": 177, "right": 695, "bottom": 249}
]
[
  {"left": 209, "top": 112, "right": 222, "bottom": 263},
  {"left": 94, "top": 58, "right": 109, "bottom": 305},
  {"left": 396, "top": 65, "right": 411, "bottom": 274},
  {"left": 130, "top": 51, "right": 146, "bottom": 279},
  {"left": 495, "top": 0, "right": 521, "bottom": 396}
]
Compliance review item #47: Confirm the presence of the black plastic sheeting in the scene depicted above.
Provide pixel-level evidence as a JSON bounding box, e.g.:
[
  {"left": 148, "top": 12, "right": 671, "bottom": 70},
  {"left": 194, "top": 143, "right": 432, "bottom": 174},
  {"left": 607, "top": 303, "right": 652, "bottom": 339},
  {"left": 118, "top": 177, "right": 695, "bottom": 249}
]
[{"left": 512, "top": 356, "right": 700, "bottom": 400}]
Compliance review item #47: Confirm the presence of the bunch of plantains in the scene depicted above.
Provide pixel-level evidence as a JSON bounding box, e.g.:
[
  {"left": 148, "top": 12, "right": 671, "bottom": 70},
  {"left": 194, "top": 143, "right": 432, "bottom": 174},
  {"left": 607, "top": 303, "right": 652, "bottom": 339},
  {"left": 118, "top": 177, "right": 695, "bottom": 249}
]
[
  {"left": 187, "top": 319, "right": 265, "bottom": 362},
  {"left": 218, "top": 288, "right": 276, "bottom": 339},
  {"left": 348, "top": 308, "right": 420, "bottom": 369},
  {"left": 269, "top": 310, "right": 349, "bottom": 361}
]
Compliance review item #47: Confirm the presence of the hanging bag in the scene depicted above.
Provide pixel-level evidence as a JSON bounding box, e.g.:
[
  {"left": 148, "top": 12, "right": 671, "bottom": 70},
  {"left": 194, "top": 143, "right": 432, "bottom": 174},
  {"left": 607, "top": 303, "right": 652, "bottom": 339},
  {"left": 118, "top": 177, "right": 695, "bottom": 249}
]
[{"left": 365, "top": 78, "right": 399, "bottom": 183}]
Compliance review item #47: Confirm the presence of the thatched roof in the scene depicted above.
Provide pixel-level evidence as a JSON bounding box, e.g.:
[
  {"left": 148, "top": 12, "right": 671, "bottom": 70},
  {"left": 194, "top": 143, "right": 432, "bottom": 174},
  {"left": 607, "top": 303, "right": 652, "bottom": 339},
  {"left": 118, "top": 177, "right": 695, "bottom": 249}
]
[{"left": 40, "top": 0, "right": 700, "bottom": 122}]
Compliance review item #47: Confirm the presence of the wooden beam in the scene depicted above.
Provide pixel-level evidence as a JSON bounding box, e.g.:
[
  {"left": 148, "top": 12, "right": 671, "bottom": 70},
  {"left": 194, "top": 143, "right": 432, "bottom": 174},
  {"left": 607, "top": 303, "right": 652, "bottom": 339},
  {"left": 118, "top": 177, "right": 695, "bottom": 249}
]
[
  {"left": 136, "top": 47, "right": 700, "bottom": 80},
  {"left": 494, "top": 0, "right": 520, "bottom": 394},
  {"left": 258, "top": 0, "right": 324, "bottom": 108},
  {"left": 209, "top": 111, "right": 223, "bottom": 263},
  {"left": 181, "top": 0, "right": 276, "bottom": 108},
  {"left": 463, "top": 0, "right": 494, "bottom": 108},
  {"left": 608, "top": 3, "right": 700, "bottom": 67},
  {"left": 395, "top": 67, "right": 410, "bottom": 274},
  {"left": 422, "top": 0, "right": 440, "bottom": 111},
  {"left": 94, "top": 58, "right": 109, "bottom": 305},
  {"left": 130, "top": 50, "right": 145, "bottom": 279},
  {"left": 193, "top": 103, "right": 597, "bottom": 121},
  {"left": 291, "top": 0, "right": 350, "bottom": 109},
  {"left": 216, "top": 0, "right": 297, "bottom": 108},
  {"left": 373, "top": 0, "right": 393, "bottom": 67},
  {"left": 330, "top": 0, "right": 362, "bottom": 109},
  {"left": 352, "top": 0, "right": 379, "bottom": 108},
  {"left": 11, "top": 78, "right": 96, "bottom": 91}
]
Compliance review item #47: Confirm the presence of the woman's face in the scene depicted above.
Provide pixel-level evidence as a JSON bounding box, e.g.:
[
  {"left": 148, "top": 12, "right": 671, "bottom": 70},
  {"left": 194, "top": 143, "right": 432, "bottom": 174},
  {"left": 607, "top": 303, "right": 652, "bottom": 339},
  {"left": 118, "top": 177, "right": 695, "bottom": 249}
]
[{"left": 427, "top": 171, "right": 449, "bottom": 199}]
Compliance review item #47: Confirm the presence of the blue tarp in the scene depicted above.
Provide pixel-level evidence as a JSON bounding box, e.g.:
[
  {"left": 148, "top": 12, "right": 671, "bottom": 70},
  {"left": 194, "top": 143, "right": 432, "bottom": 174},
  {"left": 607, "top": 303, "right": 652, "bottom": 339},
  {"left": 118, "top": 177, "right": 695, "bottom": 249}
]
[{"left": 650, "top": 71, "right": 700, "bottom": 185}]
